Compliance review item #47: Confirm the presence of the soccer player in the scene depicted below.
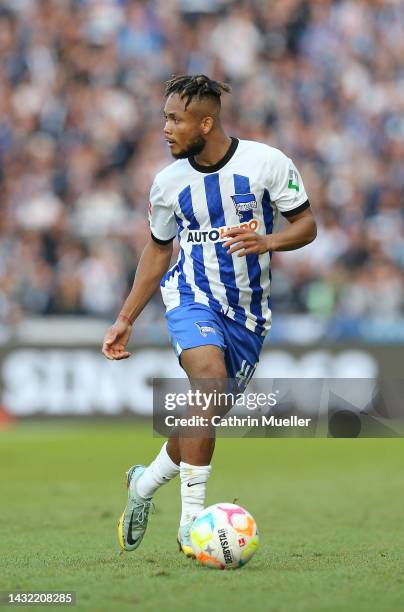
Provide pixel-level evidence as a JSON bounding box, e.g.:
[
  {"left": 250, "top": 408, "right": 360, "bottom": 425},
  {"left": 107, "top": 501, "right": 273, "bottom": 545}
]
[{"left": 102, "top": 75, "right": 317, "bottom": 556}]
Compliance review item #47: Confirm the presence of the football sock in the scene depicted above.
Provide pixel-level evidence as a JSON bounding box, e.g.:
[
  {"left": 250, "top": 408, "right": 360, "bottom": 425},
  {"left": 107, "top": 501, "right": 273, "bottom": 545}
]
[
  {"left": 180, "top": 462, "right": 212, "bottom": 526},
  {"left": 135, "top": 442, "right": 180, "bottom": 499}
]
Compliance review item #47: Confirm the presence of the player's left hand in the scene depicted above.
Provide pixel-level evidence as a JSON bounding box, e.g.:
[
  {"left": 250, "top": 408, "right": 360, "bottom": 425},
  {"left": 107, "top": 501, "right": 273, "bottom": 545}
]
[{"left": 223, "top": 227, "right": 272, "bottom": 257}]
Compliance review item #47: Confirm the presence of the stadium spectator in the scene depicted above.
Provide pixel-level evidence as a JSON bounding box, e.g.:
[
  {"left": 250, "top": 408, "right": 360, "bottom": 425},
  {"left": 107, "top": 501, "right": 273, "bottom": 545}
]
[{"left": 0, "top": 0, "right": 402, "bottom": 328}]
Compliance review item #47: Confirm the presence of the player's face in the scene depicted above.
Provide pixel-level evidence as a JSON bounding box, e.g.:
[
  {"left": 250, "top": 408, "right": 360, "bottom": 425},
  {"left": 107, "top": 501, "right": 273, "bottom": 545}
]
[{"left": 163, "top": 94, "right": 207, "bottom": 159}]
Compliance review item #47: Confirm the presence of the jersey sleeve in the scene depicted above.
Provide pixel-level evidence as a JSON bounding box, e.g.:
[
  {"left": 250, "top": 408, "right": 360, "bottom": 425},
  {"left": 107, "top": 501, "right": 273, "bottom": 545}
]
[
  {"left": 268, "top": 151, "right": 310, "bottom": 217},
  {"left": 148, "top": 178, "right": 177, "bottom": 243}
]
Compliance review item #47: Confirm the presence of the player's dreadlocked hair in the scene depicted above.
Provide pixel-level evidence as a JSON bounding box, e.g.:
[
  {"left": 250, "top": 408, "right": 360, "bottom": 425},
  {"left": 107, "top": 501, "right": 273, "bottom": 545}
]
[{"left": 164, "top": 74, "right": 231, "bottom": 110}]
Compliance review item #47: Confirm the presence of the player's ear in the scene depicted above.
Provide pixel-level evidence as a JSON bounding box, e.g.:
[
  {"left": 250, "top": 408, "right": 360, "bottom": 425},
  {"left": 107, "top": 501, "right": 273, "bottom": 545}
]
[{"left": 200, "top": 116, "right": 214, "bottom": 135}]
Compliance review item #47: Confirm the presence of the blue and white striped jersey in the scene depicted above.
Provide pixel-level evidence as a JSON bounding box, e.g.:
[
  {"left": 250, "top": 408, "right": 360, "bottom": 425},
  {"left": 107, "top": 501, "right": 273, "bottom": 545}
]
[{"left": 149, "top": 138, "right": 309, "bottom": 336}]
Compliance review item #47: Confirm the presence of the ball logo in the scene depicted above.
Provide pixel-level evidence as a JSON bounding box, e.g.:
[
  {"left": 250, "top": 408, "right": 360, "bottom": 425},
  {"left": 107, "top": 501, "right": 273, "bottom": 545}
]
[
  {"left": 187, "top": 219, "right": 259, "bottom": 244},
  {"left": 238, "top": 537, "right": 246, "bottom": 547},
  {"left": 217, "top": 528, "right": 234, "bottom": 565}
]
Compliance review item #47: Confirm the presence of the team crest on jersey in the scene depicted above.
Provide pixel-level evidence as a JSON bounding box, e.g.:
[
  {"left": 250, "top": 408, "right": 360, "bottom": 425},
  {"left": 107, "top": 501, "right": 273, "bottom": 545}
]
[
  {"left": 230, "top": 193, "right": 258, "bottom": 218},
  {"left": 195, "top": 322, "right": 216, "bottom": 337}
]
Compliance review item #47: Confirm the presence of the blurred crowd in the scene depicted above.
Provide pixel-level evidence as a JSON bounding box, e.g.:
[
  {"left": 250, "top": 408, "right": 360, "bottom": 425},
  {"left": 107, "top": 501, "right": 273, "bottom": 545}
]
[{"left": 0, "top": 0, "right": 403, "bottom": 328}]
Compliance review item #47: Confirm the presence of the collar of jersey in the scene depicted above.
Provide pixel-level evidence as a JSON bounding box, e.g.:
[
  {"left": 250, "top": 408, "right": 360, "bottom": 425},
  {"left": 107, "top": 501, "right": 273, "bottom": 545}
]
[{"left": 188, "top": 137, "right": 239, "bottom": 173}]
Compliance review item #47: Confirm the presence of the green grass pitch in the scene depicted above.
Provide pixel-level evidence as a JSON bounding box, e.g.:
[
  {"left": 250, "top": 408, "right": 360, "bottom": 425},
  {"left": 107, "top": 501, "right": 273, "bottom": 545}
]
[{"left": 1, "top": 422, "right": 403, "bottom": 612}]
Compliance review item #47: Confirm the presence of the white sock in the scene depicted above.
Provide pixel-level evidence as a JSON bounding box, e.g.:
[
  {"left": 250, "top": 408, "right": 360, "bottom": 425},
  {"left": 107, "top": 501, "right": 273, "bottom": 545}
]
[
  {"left": 180, "top": 462, "right": 212, "bottom": 526},
  {"left": 135, "top": 442, "right": 180, "bottom": 499}
]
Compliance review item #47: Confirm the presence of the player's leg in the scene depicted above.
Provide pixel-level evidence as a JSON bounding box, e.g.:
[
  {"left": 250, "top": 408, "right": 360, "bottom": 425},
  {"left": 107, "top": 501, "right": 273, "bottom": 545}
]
[
  {"left": 118, "top": 304, "right": 225, "bottom": 552},
  {"left": 175, "top": 315, "right": 265, "bottom": 555},
  {"left": 175, "top": 344, "right": 229, "bottom": 556},
  {"left": 133, "top": 330, "right": 227, "bottom": 501},
  {"left": 174, "top": 344, "right": 227, "bottom": 463}
]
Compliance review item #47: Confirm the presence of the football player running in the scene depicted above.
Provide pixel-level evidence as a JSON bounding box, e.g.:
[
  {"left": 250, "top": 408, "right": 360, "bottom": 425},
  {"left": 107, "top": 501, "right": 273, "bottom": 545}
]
[{"left": 102, "top": 75, "right": 317, "bottom": 557}]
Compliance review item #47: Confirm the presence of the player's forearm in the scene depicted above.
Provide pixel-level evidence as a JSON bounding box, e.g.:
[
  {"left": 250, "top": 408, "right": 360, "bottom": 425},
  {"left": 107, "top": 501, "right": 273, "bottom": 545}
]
[
  {"left": 118, "top": 239, "right": 173, "bottom": 323},
  {"left": 268, "top": 217, "right": 317, "bottom": 252}
]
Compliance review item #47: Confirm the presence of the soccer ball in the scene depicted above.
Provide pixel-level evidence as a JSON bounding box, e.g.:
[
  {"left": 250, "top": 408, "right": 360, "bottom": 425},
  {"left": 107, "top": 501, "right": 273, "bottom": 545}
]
[{"left": 190, "top": 503, "right": 259, "bottom": 569}]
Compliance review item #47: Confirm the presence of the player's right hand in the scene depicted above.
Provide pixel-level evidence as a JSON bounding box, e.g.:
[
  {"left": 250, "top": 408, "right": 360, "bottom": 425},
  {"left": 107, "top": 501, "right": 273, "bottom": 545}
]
[{"left": 102, "top": 319, "right": 133, "bottom": 360}]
